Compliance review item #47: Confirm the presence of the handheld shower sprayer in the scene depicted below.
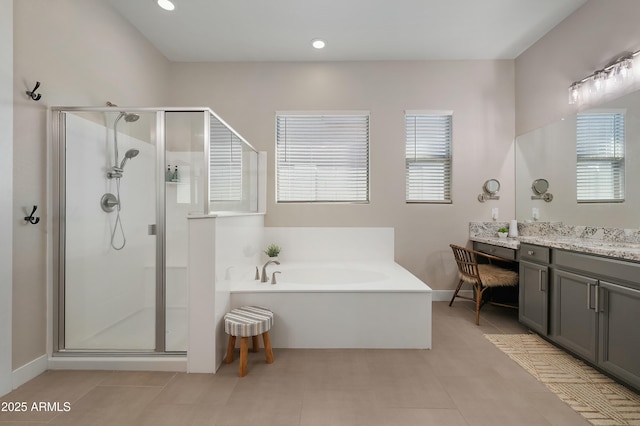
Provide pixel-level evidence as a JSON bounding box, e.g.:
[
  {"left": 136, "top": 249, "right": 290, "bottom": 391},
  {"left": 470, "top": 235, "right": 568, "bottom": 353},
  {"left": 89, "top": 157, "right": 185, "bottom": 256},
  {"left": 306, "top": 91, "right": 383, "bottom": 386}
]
[{"left": 119, "top": 149, "right": 140, "bottom": 170}]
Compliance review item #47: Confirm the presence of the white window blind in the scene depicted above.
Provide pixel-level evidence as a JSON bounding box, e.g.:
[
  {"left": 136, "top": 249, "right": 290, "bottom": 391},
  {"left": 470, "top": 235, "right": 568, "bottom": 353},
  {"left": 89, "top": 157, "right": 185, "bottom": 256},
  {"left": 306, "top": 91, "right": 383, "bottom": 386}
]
[
  {"left": 405, "top": 112, "right": 452, "bottom": 203},
  {"left": 276, "top": 113, "right": 369, "bottom": 202},
  {"left": 576, "top": 112, "right": 625, "bottom": 202},
  {"left": 209, "top": 118, "right": 242, "bottom": 202}
]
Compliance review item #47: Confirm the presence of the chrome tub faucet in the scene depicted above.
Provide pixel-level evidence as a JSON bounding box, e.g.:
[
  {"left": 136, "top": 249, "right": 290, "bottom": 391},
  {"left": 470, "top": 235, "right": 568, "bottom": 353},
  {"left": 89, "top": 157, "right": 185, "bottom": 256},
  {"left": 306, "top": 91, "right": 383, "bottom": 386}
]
[{"left": 261, "top": 260, "right": 280, "bottom": 282}]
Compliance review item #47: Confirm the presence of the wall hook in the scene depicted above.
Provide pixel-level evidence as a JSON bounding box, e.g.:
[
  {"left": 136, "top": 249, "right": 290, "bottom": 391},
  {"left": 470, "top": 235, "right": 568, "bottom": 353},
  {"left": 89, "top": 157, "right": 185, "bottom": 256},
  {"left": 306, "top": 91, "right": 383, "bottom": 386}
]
[
  {"left": 26, "top": 81, "right": 42, "bottom": 101},
  {"left": 24, "top": 205, "right": 40, "bottom": 224}
]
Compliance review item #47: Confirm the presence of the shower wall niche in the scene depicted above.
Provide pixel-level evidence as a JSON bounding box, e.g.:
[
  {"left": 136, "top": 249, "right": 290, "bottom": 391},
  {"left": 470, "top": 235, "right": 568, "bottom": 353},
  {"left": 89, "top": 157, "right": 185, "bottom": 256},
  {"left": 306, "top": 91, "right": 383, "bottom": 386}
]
[{"left": 51, "top": 107, "right": 258, "bottom": 356}]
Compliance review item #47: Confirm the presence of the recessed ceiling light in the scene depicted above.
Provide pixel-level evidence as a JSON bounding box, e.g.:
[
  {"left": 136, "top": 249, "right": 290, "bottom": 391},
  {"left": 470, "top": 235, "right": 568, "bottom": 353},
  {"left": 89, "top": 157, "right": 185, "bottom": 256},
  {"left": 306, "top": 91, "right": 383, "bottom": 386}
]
[
  {"left": 311, "top": 39, "right": 326, "bottom": 49},
  {"left": 157, "top": 0, "right": 175, "bottom": 11}
]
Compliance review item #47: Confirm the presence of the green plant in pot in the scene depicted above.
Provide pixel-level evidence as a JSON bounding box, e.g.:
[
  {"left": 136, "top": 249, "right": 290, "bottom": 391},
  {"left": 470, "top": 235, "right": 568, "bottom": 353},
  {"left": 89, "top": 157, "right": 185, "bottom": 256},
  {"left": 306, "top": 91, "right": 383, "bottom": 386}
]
[
  {"left": 497, "top": 227, "right": 509, "bottom": 238},
  {"left": 264, "top": 243, "right": 281, "bottom": 258}
]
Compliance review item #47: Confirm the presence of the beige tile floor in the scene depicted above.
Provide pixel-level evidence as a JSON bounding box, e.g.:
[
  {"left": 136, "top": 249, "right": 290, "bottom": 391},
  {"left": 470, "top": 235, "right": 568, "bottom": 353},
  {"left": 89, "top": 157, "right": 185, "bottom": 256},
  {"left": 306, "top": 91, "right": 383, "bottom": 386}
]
[{"left": 0, "top": 301, "right": 592, "bottom": 425}]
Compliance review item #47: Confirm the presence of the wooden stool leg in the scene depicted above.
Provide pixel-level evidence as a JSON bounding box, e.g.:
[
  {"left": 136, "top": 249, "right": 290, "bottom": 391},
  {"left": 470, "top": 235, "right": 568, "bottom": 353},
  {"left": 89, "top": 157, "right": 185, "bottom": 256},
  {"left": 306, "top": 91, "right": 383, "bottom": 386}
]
[
  {"left": 262, "top": 331, "right": 274, "bottom": 364},
  {"left": 239, "top": 337, "right": 248, "bottom": 377},
  {"left": 225, "top": 335, "right": 236, "bottom": 363},
  {"left": 252, "top": 335, "right": 259, "bottom": 352}
]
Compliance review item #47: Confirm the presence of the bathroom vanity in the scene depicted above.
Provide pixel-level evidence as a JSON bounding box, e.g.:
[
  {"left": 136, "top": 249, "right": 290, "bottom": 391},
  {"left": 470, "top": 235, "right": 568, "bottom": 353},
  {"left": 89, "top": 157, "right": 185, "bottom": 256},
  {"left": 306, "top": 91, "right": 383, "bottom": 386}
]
[{"left": 470, "top": 224, "right": 640, "bottom": 391}]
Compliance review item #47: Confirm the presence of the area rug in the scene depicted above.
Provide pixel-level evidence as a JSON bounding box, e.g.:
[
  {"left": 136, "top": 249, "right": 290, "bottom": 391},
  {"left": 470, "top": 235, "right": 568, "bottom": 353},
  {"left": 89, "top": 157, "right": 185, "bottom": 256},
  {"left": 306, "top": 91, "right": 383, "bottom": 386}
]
[{"left": 485, "top": 334, "right": 640, "bottom": 425}]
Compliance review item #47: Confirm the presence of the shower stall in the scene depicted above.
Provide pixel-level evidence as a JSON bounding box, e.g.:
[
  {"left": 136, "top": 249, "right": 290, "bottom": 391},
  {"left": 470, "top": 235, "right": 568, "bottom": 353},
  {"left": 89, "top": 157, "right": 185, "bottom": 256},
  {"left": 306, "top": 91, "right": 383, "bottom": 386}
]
[{"left": 51, "top": 107, "right": 258, "bottom": 357}]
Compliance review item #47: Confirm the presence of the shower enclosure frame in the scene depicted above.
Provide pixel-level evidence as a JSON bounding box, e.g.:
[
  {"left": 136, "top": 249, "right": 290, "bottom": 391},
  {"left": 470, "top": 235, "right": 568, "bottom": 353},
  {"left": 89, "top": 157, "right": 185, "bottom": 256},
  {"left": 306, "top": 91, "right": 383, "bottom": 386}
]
[{"left": 51, "top": 106, "right": 221, "bottom": 356}]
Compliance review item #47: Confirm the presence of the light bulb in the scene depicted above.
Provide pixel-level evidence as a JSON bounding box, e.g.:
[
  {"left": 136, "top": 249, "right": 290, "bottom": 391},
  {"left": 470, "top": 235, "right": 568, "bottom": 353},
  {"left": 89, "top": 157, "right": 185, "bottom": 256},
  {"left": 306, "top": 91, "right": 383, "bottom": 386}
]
[
  {"left": 157, "top": 0, "right": 175, "bottom": 11},
  {"left": 311, "top": 39, "right": 326, "bottom": 49}
]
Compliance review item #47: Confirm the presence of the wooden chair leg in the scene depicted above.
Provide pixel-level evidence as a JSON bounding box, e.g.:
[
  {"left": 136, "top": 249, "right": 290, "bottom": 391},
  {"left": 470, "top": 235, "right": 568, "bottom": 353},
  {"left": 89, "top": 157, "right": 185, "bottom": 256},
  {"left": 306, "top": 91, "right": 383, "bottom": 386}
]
[
  {"left": 239, "top": 337, "right": 248, "bottom": 377},
  {"left": 225, "top": 335, "right": 236, "bottom": 363},
  {"left": 475, "top": 285, "right": 482, "bottom": 325},
  {"left": 475, "top": 285, "right": 488, "bottom": 326},
  {"left": 251, "top": 335, "right": 260, "bottom": 352},
  {"left": 449, "top": 279, "right": 465, "bottom": 306},
  {"left": 262, "top": 331, "right": 274, "bottom": 364}
]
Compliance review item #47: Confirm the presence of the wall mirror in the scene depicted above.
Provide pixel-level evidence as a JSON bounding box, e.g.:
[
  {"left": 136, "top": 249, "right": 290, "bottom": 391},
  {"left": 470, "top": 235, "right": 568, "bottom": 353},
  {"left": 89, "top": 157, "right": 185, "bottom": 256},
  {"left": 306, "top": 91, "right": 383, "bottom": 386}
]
[
  {"left": 515, "top": 88, "right": 640, "bottom": 227},
  {"left": 478, "top": 178, "right": 500, "bottom": 202}
]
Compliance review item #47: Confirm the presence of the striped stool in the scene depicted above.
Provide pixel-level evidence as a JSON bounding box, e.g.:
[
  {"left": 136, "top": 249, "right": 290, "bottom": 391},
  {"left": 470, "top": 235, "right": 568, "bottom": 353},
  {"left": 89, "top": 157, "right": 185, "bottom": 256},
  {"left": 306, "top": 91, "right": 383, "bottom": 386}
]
[{"left": 224, "top": 306, "right": 275, "bottom": 377}]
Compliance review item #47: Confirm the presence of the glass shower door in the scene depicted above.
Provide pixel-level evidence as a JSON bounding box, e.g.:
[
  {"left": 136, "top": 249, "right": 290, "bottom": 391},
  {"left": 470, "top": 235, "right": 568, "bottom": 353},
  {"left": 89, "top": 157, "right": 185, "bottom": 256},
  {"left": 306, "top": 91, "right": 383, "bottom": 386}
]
[{"left": 62, "top": 110, "right": 159, "bottom": 351}]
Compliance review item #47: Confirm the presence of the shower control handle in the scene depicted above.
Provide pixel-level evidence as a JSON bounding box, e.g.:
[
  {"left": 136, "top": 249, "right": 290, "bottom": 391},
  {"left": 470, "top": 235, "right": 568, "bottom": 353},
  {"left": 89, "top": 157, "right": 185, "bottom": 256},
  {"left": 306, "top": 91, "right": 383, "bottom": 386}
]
[
  {"left": 100, "top": 193, "right": 119, "bottom": 213},
  {"left": 148, "top": 224, "right": 157, "bottom": 235}
]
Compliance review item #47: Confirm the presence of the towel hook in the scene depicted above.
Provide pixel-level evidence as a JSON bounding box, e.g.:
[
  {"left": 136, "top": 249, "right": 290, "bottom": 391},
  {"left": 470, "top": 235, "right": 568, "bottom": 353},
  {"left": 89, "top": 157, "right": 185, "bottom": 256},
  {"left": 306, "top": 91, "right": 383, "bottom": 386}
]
[
  {"left": 26, "top": 81, "right": 42, "bottom": 101},
  {"left": 24, "top": 205, "right": 40, "bottom": 224}
]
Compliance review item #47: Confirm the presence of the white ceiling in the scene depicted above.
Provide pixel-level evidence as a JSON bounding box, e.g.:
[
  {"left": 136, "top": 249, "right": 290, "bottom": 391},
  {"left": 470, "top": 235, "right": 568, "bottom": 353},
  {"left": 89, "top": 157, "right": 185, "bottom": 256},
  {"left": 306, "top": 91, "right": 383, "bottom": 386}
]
[{"left": 107, "top": 0, "right": 588, "bottom": 62}]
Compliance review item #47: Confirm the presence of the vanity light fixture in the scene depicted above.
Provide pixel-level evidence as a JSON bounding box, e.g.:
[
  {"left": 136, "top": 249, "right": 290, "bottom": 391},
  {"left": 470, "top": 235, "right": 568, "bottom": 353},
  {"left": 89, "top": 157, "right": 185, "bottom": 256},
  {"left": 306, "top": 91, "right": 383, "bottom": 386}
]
[
  {"left": 311, "top": 39, "right": 326, "bottom": 49},
  {"left": 157, "top": 0, "right": 175, "bottom": 11},
  {"left": 568, "top": 49, "right": 640, "bottom": 105}
]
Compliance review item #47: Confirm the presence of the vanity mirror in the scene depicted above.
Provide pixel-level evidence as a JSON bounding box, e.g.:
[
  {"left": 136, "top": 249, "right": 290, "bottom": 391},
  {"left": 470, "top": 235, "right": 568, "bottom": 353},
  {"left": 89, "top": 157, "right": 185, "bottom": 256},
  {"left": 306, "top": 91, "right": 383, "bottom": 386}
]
[
  {"left": 515, "top": 88, "right": 640, "bottom": 227},
  {"left": 478, "top": 178, "right": 500, "bottom": 202},
  {"left": 531, "top": 178, "right": 553, "bottom": 202}
]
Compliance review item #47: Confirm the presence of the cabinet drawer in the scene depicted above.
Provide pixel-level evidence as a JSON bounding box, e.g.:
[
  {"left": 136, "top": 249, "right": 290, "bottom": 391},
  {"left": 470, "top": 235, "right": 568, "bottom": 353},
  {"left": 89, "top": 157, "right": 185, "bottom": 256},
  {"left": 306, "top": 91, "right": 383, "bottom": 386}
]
[
  {"left": 520, "top": 243, "right": 550, "bottom": 264},
  {"left": 473, "top": 242, "right": 516, "bottom": 260},
  {"left": 555, "top": 249, "right": 640, "bottom": 290}
]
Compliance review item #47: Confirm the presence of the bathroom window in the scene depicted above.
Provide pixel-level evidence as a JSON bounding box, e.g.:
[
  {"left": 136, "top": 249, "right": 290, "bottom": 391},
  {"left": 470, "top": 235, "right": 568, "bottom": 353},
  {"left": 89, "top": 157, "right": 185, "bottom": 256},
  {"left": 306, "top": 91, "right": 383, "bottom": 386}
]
[
  {"left": 405, "top": 111, "right": 452, "bottom": 203},
  {"left": 576, "top": 112, "right": 625, "bottom": 203},
  {"left": 276, "top": 112, "right": 369, "bottom": 202},
  {"left": 210, "top": 117, "right": 242, "bottom": 201}
]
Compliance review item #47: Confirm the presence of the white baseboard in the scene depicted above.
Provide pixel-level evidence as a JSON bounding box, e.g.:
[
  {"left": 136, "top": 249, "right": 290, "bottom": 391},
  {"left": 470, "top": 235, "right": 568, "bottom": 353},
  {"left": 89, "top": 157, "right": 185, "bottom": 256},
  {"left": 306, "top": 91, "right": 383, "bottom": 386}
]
[
  {"left": 431, "top": 289, "right": 472, "bottom": 302},
  {"left": 12, "top": 354, "right": 47, "bottom": 390}
]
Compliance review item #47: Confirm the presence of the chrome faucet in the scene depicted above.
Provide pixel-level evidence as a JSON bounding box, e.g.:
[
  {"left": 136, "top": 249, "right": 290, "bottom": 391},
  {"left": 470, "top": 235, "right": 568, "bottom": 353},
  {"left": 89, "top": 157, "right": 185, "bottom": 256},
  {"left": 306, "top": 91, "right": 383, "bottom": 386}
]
[
  {"left": 261, "top": 260, "right": 280, "bottom": 282},
  {"left": 271, "top": 271, "right": 281, "bottom": 285}
]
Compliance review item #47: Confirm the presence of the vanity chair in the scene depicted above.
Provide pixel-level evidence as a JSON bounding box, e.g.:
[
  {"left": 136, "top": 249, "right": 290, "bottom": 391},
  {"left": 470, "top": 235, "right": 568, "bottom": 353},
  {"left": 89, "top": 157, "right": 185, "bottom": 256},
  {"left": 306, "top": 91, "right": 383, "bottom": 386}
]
[{"left": 449, "top": 244, "right": 519, "bottom": 325}]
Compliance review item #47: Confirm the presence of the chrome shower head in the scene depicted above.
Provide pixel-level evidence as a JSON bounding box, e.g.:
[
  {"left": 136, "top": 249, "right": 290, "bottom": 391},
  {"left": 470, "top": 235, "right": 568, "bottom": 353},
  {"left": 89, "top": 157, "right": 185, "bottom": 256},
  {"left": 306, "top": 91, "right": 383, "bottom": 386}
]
[
  {"left": 119, "top": 148, "right": 140, "bottom": 169},
  {"left": 123, "top": 112, "right": 140, "bottom": 122}
]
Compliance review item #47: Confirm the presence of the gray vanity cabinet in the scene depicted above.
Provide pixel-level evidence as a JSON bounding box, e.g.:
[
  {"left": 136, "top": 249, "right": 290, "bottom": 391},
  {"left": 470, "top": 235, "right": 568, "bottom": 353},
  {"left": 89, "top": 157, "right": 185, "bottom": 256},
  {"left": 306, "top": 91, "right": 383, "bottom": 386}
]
[
  {"left": 550, "top": 269, "right": 598, "bottom": 363},
  {"left": 518, "top": 244, "right": 550, "bottom": 335},
  {"left": 598, "top": 281, "right": 640, "bottom": 389},
  {"left": 552, "top": 249, "right": 640, "bottom": 390}
]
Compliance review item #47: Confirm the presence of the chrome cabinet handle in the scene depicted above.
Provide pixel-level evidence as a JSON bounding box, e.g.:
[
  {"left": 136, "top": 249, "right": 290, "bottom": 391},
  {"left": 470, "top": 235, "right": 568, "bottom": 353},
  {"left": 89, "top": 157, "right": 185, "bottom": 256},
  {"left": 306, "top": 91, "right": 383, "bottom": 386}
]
[
  {"left": 587, "top": 282, "right": 592, "bottom": 310},
  {"left": 536, "top": 268, "right": 543, "bottom": 292},
  {"left": 527, "top": 250, "right": 534, "bottom": 255}
]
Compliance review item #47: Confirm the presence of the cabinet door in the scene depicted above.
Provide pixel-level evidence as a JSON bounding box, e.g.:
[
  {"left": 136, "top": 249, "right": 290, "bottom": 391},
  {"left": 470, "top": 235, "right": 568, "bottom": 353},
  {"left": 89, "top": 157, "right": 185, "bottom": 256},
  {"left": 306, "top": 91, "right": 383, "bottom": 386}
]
[
  {"left": 551, "top": 269, "right": 598, "bottom": 363},
  {"left": 519, "top": 260, "right": 548, "bottom": 335},
  {"left": 599, "top": 281, "right": 640, "bottom": 389}
]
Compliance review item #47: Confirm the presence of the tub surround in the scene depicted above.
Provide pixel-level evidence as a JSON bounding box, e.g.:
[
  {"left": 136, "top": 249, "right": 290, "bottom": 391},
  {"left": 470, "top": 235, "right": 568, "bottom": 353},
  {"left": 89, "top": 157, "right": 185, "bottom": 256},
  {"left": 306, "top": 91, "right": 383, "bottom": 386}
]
[
  {"left": 470, "top": 221, "right": 640, "bottom": 262},
  {"left": 188, "top": 225, "right": 432, "bottom": 372},
  {"left": 232, "top": 227, "right": 432, "bottom": 350},
  {"left": 231, "top": 261, "right": 431, "bottom": 349}
]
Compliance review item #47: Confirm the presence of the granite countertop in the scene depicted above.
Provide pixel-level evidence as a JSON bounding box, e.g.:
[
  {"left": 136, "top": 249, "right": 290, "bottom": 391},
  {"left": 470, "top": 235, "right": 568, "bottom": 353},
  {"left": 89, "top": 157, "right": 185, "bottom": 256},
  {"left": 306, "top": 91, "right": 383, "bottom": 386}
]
[
  {"left": 470, "top": 235, "right": 520, "bottom": 250},
  {"left": 469, "top": 221, "right": 640, "bottom": 263},
  {"left": 470, "top": 234, "right": 640, "bottom": 263},
  {"left": 518, "top": 235, "right": 640, "bottom": 263}
]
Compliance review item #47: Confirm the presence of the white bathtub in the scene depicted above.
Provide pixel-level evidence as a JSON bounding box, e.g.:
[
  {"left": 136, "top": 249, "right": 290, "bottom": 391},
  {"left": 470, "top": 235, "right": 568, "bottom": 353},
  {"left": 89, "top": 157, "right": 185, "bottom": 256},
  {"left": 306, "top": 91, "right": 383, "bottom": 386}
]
[{"left": 230, "top": 262, "right": 432, "bottom": 349}]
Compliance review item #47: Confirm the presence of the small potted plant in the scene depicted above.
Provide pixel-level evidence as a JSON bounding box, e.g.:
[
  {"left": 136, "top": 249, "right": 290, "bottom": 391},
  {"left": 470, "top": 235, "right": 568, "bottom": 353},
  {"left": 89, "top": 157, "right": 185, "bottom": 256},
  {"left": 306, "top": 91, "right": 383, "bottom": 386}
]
[
  {"left": 264, "top": 243, "right": 281, "bottom": 259},
  {"left": 497, "top": 227, "right": 509, "bottom": 238}
]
